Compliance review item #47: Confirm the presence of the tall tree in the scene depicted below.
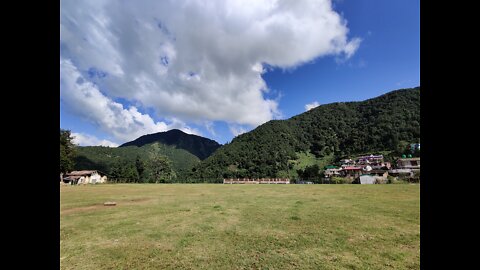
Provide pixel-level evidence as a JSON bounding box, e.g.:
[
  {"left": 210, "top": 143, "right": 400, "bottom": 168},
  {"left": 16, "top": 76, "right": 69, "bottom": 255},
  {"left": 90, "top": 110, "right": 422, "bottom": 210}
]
[
  {"left": 297, "top": 164, "right": 320, "bottom": 181},
  {"left": 149, "top": 152, "right": 176, "bottom": 183},
  {"left": 60, "top": 129, "right": 76, "bottom": 174},
  {"left": 135, "top": 155, "right": 145, "bottom": 183}
]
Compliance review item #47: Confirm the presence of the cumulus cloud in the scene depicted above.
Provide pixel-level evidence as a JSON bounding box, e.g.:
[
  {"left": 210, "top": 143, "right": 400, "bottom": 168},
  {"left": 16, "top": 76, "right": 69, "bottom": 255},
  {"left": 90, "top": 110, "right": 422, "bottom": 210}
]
[
  {"left": 60, "top": 0, "right": 360, "bottom": 137},
  {"left": 60, "top": 59, "right": 200, "bottom": 143},
  {"left": 305, "top": 101, "right": 320, "bottom": 111},
  {"left": 72, "top": 132, "right": 119, "bottom": 147}
]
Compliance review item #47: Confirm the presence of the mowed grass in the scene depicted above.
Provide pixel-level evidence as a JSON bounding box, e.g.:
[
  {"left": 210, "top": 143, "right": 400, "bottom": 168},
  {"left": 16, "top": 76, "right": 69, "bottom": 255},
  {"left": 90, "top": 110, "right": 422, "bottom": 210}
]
[{"left": 60, "top": 184, "right": 420, "bottom": 269}]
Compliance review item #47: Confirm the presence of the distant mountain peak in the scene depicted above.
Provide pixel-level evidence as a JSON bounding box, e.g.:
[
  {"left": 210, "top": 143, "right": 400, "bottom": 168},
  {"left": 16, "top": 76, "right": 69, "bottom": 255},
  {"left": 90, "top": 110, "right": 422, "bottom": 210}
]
[
  {"left": 166, "top": 129, "right": 185, "bottom": 134},
  {"left": 119, "top": 129, "right": 221, "bottom": 160}
]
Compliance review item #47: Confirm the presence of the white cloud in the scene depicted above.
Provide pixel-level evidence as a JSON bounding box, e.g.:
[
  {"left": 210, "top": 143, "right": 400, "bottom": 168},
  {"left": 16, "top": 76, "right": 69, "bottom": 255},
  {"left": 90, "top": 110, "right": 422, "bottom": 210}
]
[
  {"left": 204, "top": 121, "right": 216, "bottom": 136},
  {"left": 60, "top": 59, "right": 200, "bottom": 143},
  {"left": 61, "top": 0, "right": 360, "bottom": 137},
  {"left": 72, "top": 132, "right": 119, "bottom": 147},
  {"left": 228, "top": 124, "right": 248, "bottom": 137},
  {"left": 305, "top": 101, "right": 320, "bottom": 111}
]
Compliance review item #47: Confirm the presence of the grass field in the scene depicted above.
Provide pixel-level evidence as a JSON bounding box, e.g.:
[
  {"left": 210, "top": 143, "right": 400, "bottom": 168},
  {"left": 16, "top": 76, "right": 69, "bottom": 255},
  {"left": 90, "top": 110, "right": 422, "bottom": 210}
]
[{"left": 60, "top": 184, "right": 420, "bottom": 269}]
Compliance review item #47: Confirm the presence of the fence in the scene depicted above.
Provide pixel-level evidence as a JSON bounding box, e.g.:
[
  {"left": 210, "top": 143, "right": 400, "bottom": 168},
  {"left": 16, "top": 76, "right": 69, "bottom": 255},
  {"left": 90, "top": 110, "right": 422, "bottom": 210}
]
[{"left": 223, "top": 178, "right": 290, "bottom": 184}]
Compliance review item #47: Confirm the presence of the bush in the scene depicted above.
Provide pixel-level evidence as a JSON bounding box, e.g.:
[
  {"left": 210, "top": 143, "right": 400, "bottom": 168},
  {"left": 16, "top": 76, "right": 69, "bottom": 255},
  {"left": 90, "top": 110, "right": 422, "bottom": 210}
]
[
  {"left": 387, "top": 176, "right": 409, "bottom": 184},
  {"left": 375, "top": 177, "right": 387, "bottom": 184},
  {"left": 409, "top": 171, "right": 420, "bottom": 183},
  {"left": 386, "top": 176, "right": 396, "bottom": 184},
  {"left": 407, "top": 177, "right": 420, "bottom": 183},
  {"left": 331, "top": 176, "right": 353, "bottom": 184}
]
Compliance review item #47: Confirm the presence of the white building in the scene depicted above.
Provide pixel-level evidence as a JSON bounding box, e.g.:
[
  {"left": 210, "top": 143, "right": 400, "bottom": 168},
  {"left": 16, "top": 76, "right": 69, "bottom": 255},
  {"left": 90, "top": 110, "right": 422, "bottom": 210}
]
[
  {"left": 63, "top": 170, "right": 107, "bottom": 185},
  {"left": 358, "top": 174, "right": 376, "bottom": 184},
  {"left": 397, "top": 158, "right": 420, "bottom": 170}
]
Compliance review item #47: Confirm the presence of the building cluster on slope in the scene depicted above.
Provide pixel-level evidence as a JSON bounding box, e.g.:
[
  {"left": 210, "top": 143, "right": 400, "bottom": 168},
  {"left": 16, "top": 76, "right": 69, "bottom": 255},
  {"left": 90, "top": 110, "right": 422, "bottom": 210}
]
[{"left": 324, "top": 152, "right": 420, "bottom": 184}]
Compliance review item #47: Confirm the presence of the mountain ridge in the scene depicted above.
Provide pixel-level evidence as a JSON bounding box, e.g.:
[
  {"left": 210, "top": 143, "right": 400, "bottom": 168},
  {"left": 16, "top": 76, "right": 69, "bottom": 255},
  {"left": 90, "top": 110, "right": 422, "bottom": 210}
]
[{"left": 119, "top": 129, "right": 221, "bottom": 160}]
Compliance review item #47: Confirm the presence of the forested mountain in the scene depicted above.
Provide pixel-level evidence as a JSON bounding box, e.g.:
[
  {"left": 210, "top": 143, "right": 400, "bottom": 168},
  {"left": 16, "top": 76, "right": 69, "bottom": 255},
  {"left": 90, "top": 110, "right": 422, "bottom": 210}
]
[
  {"left": 190, "top": 87, "right": 420, "bottom": 180},
  {"left": 119, "top": 129, "right": 221, "bottom": 160},
  {"left": 73, "top": 130, "right": 222, "bottom": 182},
  {"left": 74, "top": 143, "right": 201, "bottom": 181}
]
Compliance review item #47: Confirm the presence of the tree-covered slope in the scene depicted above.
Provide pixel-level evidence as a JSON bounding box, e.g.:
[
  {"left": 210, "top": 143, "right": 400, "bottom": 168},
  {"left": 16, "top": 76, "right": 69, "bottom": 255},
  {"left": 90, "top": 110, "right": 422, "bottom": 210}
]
[
  {"left": 119, "top": 129, "right": 221, "bottom": 160},
  {"left": 74, "top": 143, "right": 201, "bottom": 178},
  {"left": 191, "top": 87, "right": 420, "bottom": 180}
]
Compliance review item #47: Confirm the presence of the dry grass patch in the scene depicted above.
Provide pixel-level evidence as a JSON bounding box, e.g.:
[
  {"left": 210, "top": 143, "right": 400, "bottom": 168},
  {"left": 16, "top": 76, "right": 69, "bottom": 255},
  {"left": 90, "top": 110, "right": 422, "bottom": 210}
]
[{"left": 61, "top": 184, "right": 419, "bottom": 269}]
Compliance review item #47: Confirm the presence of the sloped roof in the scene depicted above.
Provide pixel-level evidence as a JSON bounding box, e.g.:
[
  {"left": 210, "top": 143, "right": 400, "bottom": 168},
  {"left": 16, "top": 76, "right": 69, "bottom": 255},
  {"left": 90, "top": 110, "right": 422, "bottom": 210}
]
[
  {"left": 66, "top": 170, "right": 97, "bottom": 176},
  {"left": 342, "top": 166, "right": 363, "bottom": 170},
  {"left": 389, "top": 169, "right": 413, "bottom": 173},
  {"left": 63, "top": 175, "right": 82, "bottom": 180},
  {"left": 370, "top": 169, "right": 388, "bottom": 174},
  {"left": 398, "top": 158, "right": 420, "bottom": 161}
]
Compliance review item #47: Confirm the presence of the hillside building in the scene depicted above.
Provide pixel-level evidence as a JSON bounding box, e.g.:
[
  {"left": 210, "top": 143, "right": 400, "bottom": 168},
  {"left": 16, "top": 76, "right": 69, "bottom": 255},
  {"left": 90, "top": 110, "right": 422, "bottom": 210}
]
[
  {"left": 396, "top": 158, "right": 420, "bottom": 170},
  {"left": 324, "top": 168, "right": 342, "bottom": 178},
  {"left": 340, "top": 166, "right": 363, "bottom": 178}
]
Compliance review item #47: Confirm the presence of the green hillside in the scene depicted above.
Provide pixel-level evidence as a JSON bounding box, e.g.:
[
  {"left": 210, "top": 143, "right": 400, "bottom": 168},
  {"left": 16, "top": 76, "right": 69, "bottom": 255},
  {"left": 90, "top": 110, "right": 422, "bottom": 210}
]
[
  {"left": 190, "top": 87, "right": 420, "bottom": 180},
  {"left": 74, "top": 143, "right": 201, "bottom": 180},
  {"left": 74, "top": 129, "right": 223, "bottom": 182}
]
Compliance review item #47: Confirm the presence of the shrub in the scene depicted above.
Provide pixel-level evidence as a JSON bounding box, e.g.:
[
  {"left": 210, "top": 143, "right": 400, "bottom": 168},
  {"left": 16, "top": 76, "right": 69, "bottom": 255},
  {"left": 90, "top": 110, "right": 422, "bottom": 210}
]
[
  {"left": 375, "top": 177, "right": 387, "bottom": 184},
  {"left": 387, "top": 176, "right": 409, "bottom": 184},
  {"left": 331, "top": 176, "right": 353, "bottom": 184},
  {"left": 386, "top": 176, "right": 396, "bottom": 184}
]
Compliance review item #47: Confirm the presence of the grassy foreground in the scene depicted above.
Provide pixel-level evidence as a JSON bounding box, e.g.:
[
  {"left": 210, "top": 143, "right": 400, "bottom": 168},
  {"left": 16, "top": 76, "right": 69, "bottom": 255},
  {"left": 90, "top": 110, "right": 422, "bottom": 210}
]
[{"left": 60, "top": 184, "right": 420, "bottom": 269}]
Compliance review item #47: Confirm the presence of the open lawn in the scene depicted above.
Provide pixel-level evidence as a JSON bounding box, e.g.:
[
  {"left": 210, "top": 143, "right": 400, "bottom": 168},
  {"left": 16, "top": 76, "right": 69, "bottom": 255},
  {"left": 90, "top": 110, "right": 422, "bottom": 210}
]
[{"left": 60, "top": 184, "right": 420, "bottom": 269}]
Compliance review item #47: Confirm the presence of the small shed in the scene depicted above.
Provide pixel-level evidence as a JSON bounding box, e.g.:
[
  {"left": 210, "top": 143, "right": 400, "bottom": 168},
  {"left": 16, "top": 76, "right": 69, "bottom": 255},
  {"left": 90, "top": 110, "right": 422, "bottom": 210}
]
[{"left": 358, "top": 174, "right": 376, "bottom": 184}]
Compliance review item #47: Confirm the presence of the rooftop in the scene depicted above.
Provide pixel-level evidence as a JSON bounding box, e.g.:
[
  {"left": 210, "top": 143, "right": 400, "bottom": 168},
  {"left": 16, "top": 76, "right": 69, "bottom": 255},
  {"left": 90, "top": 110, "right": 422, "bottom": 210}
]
[
  {"left": 66, "top": 170, "right": 97, "bottom": 176},
  {"left": 343, "top": 166, "right": 363, "bottom": 170},
  {"left": 398, "top": 158, "right": 420, "bottom": 161}
]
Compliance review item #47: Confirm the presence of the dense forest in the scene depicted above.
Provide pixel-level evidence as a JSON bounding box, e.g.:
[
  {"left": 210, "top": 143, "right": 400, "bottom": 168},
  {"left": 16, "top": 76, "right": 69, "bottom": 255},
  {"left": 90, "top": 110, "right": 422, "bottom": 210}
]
[{"left": 189, "top": 87, "right": 420, "bottom": 181}]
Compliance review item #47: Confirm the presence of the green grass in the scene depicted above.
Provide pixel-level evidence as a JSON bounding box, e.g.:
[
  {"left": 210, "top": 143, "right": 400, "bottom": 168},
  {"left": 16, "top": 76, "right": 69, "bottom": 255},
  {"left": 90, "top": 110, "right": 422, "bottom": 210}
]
[
  {"left": 293, "top": 151, "right": 335, "bottom": 170},
  {"left": 279, "top": 152, "right": 335, "bottom": 178},
  {"left": 60, "top": 184, "right": 420, "bottom": 269}
]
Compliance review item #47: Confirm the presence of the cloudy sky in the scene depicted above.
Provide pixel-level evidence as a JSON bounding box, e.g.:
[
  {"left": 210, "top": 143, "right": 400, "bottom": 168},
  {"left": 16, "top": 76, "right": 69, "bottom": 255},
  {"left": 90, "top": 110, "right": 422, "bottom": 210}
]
[{"left": 60, "top": 0, "right": 419, "bottom": 146}]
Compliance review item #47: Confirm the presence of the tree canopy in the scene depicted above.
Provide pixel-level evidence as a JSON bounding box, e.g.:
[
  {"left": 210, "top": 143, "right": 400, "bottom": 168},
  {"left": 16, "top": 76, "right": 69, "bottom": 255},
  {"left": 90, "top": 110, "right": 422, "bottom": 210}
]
[{"left": 60, "top": 129, "right": 76, "bottom": 174}]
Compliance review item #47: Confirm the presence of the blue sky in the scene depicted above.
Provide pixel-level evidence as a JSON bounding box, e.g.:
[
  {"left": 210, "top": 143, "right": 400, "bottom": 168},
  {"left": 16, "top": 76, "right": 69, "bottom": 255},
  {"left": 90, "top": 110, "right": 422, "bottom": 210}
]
[{"left": 60, "top": 0, "right": 419, "bottom": 146}]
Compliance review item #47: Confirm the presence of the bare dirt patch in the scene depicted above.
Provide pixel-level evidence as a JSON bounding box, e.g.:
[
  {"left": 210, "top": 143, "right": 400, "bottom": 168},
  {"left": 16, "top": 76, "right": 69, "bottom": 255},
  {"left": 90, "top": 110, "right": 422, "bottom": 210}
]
[{"left": 61, "top": 205, "right": 105, "bottom": 215}]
